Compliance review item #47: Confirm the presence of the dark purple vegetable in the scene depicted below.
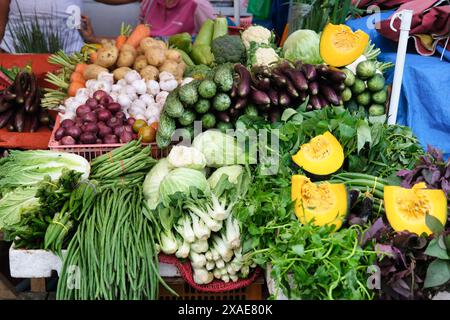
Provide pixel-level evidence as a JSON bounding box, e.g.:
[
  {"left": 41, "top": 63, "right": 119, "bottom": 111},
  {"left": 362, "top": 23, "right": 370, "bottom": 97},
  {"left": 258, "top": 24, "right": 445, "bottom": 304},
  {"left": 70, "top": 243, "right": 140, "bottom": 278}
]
[
  {"left": 267, "top": 88, "right": 278, "bottom": 106},
  {"left": 79, "top": 132, "right": 97, "bottom": 144},
  {"left": 271, "top": 70, "right": 288, "bottom": 87},
  {"left": 54, "top": 127, "right": 66, "bottom": 141},
  {"left": 126, "top": 117, "right": 136, "bottom": 126},
  {"left": 230, "top": 82, "right": 238, "bottom": 99},
  {"left": 75, "top": 119, "right": 83, "bottom": 128},
  {"left": 85, "top": 97, "right": 98, "bottom": 108},
  {"left": 285, "top": 78, "right": 299, "bottom": 98},
  {"left": 310, "top": 95, "right": 322, "bottom": 110},
  {"left": 13, "top": 71, "right": 30, "bottom": 105},
  {"left": 317, "top": 64, "right": 329, "bottom": 77},
  {"left": 83, "top": 123, "right": 98, "bottom": 134},
  {"left": 0, "top": 92, "right": 17, "bottom": 102},
  {"left": 60, "top": 119, "right": 75, "bottom": 128},
  {"left": 234, "top": 64, "right": 251, "bottom": 98},
  {"left": 299, "top": 90, "right": 308, "bottom": 102},
  {"left": 294, "top": 61, "right": 303, "bottom": 70},
  {"left": 96, "top": 138, "right": 103, "bottom": 144},
  {"left": 61, "top": 136, "right": 76, "bottom": 145},
  {"left": 97, "top": 109, "right": 112, "bottom": 122},
  {"left": 269, "top": 109, "right": 281, "bottom": 123},
  {"left": 0, "top": 100, "right": 12, "bottom": 113},
  {"left": 76, "top": 104, "right": 91, "bottom": 117},
  {"left": 14, "top": 107, "right": 25, "bottom": 132},
  {"left": 332, "top": 82, "right": 346, "bottom": 93},
  {"left": 251, "top": 88, "right": 271, "bottom": 105},
  {"left": 234, "top": 97, "right": 247, "bottom": 110},
  {"left": 308, "top": 82, "right": 319, "bottom": 95},
  {"left": 319, "top": 84, "right": 341, "bottom": 106},
  {"left": 98, "top": 125, "right": 113, "bottom": 138},
  {"left": 107, "top": 117, "right": 121, "bottom": 128},
  {"left": 123, "top": 125, "right": 133, "bottom": 133},
  {"left": 103, "top": 134, "right": 119, "bottom": 144},
  {"left": 0, "top": 109, "right": 14, "bottom": 128},
  {"left": 120, "top": 130, "right": 133, "bottom": 143},
  {"left": 29, "top": 115, "right": 40, "bottom": 133},
  {"left": 317, "top": 95, "right": 329, "bottom": 108},
  {"left": 278, "top": 92, "right": 291, "bottom": 107},
  {"left": 217, "top": 112, "right": 231, "bottom": 123},
  {"left": 326, "top": 66, "right": 347, "bottom": 83},
  {"left": 114, "top": 125, "right": 124, "bottom": 136},
  {"left": 82, "top": 111, "right": 98, "bottom": 123},
  {"left": 66, "top": 126, "right": 82, "bottom": 139},
  {"left": 302, "top": 64, "right": 317, "bottom": 81},
  {"left": 283, "top": 68, "right": 308, "bottom": 91},
  {"left": 39, "top": 109, "right": 51, "bottom": 126},
  {"left": 107, "top": 102, "right": 122, "bottom": 114},
  {"left": 254, "top": 77, "right": 271, "bottom": 91},
  {"left": 93, "top": 90, "right": 108, "bottom": 102}
]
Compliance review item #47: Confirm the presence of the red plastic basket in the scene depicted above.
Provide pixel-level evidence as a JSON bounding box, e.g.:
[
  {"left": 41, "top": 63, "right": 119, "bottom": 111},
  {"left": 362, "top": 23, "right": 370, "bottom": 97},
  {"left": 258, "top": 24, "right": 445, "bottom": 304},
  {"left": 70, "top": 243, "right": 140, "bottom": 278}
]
[
  {"left": 159, "top": 254, "right": 261, "bottom": 293},
  {"left": 48, "top": 115, "right": 170, "bottom": 161}
]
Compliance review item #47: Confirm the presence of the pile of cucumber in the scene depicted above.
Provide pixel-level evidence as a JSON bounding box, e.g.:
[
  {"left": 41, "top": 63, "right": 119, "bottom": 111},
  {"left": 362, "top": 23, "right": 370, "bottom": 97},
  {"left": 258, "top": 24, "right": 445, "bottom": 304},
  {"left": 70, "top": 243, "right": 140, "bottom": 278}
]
[{"left": 341, "top": 60, "right": 389, "bottom": 117}]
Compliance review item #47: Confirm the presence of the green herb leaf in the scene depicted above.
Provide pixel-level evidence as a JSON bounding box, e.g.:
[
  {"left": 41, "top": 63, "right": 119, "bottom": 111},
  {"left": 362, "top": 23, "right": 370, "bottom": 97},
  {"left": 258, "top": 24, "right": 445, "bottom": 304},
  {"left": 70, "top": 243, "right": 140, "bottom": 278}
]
[
  {"left": 425, "top": 214, "right": 445, "bottom": 235},
  {"left": 424, "top": 259, "right": 450, "bottom": 288}
]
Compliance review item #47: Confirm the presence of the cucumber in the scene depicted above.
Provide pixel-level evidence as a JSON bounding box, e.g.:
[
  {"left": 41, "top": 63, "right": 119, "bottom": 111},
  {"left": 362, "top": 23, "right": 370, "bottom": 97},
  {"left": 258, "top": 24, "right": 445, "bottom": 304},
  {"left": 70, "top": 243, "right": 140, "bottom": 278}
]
[
  {"left": 194, "top": 19, "right": 214, "bottom": 47},
  {"left": 201, "top": 112, "right": 216, "bottom": 129},
  {"left": 342, "top": 88, "right": 352, "bottom": 102},
  {"left": 343, "top": 68, "right": 356, "bottom": 87},
  {"left": 368, "top": 104, "right": 385, "bottom": 116},
  {"left": 356, "top": 60, "right": 376, "bottom": 80},
  {"left": 216, "top": 121, "right": 233, "bottom": 132},
  {"left": 372, "top": 89, "right": 388, "bottom": 104},
  {"left": 356, "top": 92, "right": 371, "bottom": 106}
]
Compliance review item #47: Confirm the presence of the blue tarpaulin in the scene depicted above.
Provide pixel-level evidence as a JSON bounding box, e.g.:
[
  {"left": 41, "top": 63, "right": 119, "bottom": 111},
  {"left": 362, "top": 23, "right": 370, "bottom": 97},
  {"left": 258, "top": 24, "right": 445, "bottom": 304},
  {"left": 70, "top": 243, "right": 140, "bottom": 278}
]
[{"left": 347, "top": 12, "right": 450, "bottom": 159}]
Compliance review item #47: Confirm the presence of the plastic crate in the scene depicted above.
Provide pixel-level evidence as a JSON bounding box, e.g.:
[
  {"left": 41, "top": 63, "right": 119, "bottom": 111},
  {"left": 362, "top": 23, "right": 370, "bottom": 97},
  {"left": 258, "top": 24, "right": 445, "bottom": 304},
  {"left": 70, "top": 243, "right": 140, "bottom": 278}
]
[
  {"left": 48, "top": 115, "right": 170, "bottom": 161},
  {"left": 159, "top": 277, "right": 265, "bottom": 300}
]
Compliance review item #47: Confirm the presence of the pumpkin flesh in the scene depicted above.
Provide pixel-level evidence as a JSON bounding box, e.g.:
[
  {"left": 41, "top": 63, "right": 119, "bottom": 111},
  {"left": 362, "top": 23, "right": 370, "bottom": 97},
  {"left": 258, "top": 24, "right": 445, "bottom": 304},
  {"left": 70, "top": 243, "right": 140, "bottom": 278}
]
[
  {"left": 384, "top": 183, "right": 448, "bottom": 236},
  {"left": 292, "top": 131, "right": 344, "bottom": 176},
  {"left": 292, "top": 175, "right": 348, "bottom": 230},
  {"left": 320, "top": 23, "right": 370, "bottom": 67}
]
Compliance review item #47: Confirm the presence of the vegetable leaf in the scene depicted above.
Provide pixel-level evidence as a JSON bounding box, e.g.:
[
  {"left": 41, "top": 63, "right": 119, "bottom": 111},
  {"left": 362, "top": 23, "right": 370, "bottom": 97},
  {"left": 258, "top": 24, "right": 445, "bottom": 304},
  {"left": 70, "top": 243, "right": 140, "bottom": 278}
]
[{"left": 424, "top": 260, "right": 450, "bottom": 288}]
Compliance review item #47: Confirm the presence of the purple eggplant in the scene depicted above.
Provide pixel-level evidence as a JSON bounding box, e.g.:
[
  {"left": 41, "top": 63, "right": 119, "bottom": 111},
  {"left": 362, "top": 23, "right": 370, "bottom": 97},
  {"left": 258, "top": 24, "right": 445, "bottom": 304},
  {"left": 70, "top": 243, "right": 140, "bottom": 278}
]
[
  {"left": 234, "top": 64, "right": 251, "bottom": 98},
  {"left": 310, "top": 95, "right": 322, "bottom": 110},
  {"left": 332, "top": 82, "right": 346, "bottom": 93},
  {"left": 317, "top": 94, "right": 330, "bottom": 109},
  {"left": 319, "top": 84, "right": 342, "bottom": 106},
  {"left": 254, "top": 76, "right": 271, "bottom": 91},
  {"left": 269, "top": 108, "right": 281, "bottom": 123},
  {"left": 230, "top": 81, "right": 238, "bottom": 99},
  {"left": 308, "top": 82, "right": 319, "bottom": 96},
  {"left": 271, "top": 70, "right": 288, "bottom": 87},
  {"left": 285, "top": 78, "right": 300, "bottom": 98},
  {"left": 24, "top": 73, "right": 38, "bottom": 113},
  {"left": 234, "top": 97, "right": 247, "bottom": 110},
  {"left": 0, "top": 100, "right": 13, "bottom": 113},
  {"left": 278, "top": 92, "right": 291, "bottom": 107},
  {"left": 14, "top": 106, "right": 25, "bottom": 132},
  {"left": 283, "top": 68, "right": 308, "bottom": 91},
  {"left": 0, "top": 109, "right": 14, "bottom": 128},
  {"left": 217, "top": 111, "right": 231, "bottom": 123},
  {"left": 251, "top": 88, "right": 271, "bottom": 105},
  {"left": 14, "top": 72, "right": 30, "bottom": 105},
  {"left": 29, "top": 114, "right": 40, "bottom": 133},
  {"left": 317, "top": 64, "right": 329, "bottom": 77},
  {"left": 299, "top": 90, "right": 308, "bottom": 102},
  {"left": 302, "top": 64, "right": 317, "bottom": 81},
  {"left": 294, "top": 61, "right": 303, "bottom": 70},
  {"left": 326, "top": 66, "right": 347, "bottom": 83},
  {"left": 268, "top": 88, "right": 279, "bottom": 106}
]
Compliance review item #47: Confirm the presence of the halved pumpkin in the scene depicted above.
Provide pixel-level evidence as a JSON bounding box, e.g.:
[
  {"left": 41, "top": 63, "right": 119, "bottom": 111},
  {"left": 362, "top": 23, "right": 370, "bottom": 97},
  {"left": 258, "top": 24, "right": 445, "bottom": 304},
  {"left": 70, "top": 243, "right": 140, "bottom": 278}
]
[
  {"left": 292, "top": 131, "right": 344, "bottom": 177},
  {"left": 384, "top": 183, "right": 448, "bottom": 236},
  {"left": 320, "top": 23, "right": 370, "bottom": 67},
  {"left": 291, "top": 175, "right": 348, "bottom": 231}
]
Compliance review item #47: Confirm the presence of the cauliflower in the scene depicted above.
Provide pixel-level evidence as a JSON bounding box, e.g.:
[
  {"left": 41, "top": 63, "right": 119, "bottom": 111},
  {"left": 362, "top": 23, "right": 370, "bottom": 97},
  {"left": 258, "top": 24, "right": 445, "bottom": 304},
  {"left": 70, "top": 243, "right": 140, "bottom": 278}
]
[
  {"left": 241, "top": 25, "right": 272, "bottom": 49},
  {"left": 253, "top": 47, "right": 280, "bottom": 67}
]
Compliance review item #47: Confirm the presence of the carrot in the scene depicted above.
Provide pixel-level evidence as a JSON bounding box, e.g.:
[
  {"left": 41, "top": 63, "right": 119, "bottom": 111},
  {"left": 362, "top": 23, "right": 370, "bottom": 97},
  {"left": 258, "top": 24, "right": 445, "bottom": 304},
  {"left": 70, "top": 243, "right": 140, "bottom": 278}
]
[
  {"left": 68, "top": 81, "right": 85, "bottom": 97},
  {"left": 74, "top": 63, "right": 88, "bottom": 75},
  {"left": 90, "top": 51, "right": 98, "bottom": 63},
  {"left": 125, "top": 24, "right": 151, "bottom": 48},
  {"left": 70, "top": 72, "right": 85, "bottom": 85},
  {"left": 116, "top": 35, "right": 127, "bottom": 49}
]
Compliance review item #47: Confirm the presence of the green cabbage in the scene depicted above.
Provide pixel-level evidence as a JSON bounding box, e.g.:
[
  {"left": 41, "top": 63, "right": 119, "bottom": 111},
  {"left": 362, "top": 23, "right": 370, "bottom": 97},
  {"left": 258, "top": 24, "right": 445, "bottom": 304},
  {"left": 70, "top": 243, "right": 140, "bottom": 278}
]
[
  {"left": 283, "top": 29, "right": 323, "bottom": 65},
  {"left": 192, "top": 130, "right": 245, "bottom": 168},
  {"left": 159, "top": 168, "right": 210, "bottom": 206},
  {"left": 0, "top": 187, "right": 39, "bottom": 230},
  {"left": 143, "top": 159, "right": 172, "bottom": 210}
]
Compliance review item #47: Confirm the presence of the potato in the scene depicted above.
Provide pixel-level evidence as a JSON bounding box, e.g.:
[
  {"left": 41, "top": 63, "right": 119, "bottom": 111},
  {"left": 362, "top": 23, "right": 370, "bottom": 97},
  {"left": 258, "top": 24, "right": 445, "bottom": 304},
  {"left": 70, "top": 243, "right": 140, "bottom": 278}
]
[
  {"left": 165, "top": 49, "right": 182, "bottom": 63},
  {"left": 159, "top": 60, "right": 179, "bottom": 75},
  {"left": 145, "top": 46, "right": 166, "bottom": 67},
  {"left": 117, "top": 44, "right": 137, "bottom": 67},
  {"left": 174, "top": 62, "right": 186, "bottom": 81},
  {"left": 95, "top": 46, "right": 119, "bottom": 68},
  {"left": 113, "top": 67, "right": 132, "bottom": 81},
  {"left": 140, "top": 65, "right": 159, "bottom": 81},
  {"left": 84, "top": 64, "right": 109, "bottom": 80},
  {"left": 133, "top": 55, "right": 148, "bottom": 71},
  {"left": 140, "top": 37, "right": 156, "bottom": 52}
]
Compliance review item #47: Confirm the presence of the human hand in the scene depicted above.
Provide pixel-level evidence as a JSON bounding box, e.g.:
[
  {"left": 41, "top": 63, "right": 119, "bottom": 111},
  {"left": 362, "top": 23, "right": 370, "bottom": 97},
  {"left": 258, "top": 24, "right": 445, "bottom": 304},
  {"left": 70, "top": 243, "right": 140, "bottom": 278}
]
[{"left": 79, "top": 15, "right": 97, "bottom": 43}]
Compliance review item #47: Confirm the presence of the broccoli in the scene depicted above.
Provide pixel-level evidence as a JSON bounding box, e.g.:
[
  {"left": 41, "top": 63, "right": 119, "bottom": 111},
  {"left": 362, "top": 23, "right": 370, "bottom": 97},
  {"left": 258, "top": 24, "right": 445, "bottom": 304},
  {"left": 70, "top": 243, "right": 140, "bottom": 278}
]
[{"left": 211, "top": 35, "right": 246, "bottom": 64}]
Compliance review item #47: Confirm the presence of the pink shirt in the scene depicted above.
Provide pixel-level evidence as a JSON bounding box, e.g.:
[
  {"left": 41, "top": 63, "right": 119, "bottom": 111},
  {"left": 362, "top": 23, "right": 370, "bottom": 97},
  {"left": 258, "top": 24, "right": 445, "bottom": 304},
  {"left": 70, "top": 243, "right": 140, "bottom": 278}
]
[{"left": 140, "top": 0, "right": 215, "bottom": 36}]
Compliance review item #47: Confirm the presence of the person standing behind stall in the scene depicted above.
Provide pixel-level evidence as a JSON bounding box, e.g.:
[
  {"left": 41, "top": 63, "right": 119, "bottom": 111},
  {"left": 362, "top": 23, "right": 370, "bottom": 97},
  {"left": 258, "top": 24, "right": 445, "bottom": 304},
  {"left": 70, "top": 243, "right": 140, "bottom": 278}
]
[
  {"left": 0, "top": 0, "right": 89, "bottom": 53},
  {"left": 95, "top": 0, "right": 215, "bottom": 36}
]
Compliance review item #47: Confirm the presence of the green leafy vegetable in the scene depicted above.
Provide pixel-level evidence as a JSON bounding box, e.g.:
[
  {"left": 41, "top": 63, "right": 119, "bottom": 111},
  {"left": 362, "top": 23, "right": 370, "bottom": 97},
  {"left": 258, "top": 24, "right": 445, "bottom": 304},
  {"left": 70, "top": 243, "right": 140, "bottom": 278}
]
[{"left": 283, "top": 29, "right": 323, "bottom": 65}]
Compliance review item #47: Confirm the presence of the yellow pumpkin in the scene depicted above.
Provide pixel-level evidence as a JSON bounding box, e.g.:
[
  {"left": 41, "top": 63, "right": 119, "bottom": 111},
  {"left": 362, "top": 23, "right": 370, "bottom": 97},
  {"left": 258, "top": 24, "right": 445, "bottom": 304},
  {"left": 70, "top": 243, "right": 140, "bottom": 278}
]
[
  {"left": 384, "top": 183, "right": 448, "bottom": 236},
  {"left": 292, "top": 131, "right": 344, "bottom": 177},
  {"left": 291, "top": 175, "right": 348, "bottom": 231},
  {"left": 320, "top": 23, "right": 370, "bottom": 67}
]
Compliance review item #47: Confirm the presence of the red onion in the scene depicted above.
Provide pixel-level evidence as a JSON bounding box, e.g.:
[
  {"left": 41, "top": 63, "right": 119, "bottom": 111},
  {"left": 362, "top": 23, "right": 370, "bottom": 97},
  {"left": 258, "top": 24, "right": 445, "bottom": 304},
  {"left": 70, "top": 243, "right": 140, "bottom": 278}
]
[
  {"left": 83, "top": 123, "right": 98, "bottom": 134},
  {"left": 126, "top": 118, "right": 136, "bottom": 126},
  {"left": 60, "top": 136, "right": 76, "bottom": 145},
  {"left": 96, "top": 138, "right": 103, "bottom": 144},
  {"left": 60, "top": 119, "right": 75, "bottom": 128},
  {"left": 103, "top": 134, "right": 119, "bottom": 144},
  {"left": 100, "top": 95, "right": 114, "bottom": 106},
  {"left": 113, "top": 126, "right": 124, "bottom": 137},
  {"left": 120, "top": 130, "right": 134, "bottom": 143},
  {"left": 65, "top": 126, "right": 82, "bottom": 139},
  {"left": 79, "top": 132, "right": 97, "bottom": 144},
  {"left": 82, "top": 111, "right": 98, "bottom": 123},
  {"left": 76, "top": 105, "right": 91, "bottom": 117},
  {"left": 93, "top": 90, "right": 108, "bottom": 102},
  {"left": 106, "top": 102, "right": 121, "bottom": 114},
  {"left": 107, "top": 117, "right": 121, "bottom": 128},
  {"left": 97, "top": 109, "right": 112, "bottom": 122},
  {"left": 98, "top": 126, "right": 113, "bottom": 138},
  {"left": 54, "top": 127, "right": 66, "bottom": 141},
  {"left": 85, "top": 97, "right": 98, "bottom": 108},
  {"left": 123, "top": 125, "right": 133, "bottom": 133},
  {"left": 115, "top": 111, "right": 126, "bottom": 120}
]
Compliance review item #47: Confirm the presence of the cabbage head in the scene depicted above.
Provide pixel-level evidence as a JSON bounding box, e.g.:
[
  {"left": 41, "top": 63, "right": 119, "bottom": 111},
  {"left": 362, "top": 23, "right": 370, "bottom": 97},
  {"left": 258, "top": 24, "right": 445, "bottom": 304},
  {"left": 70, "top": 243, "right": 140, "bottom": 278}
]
[
  {"left": 143, "top": 158, "right": 172, "bottom": 209},
  {"left": 283, "top": 30, "right": 323, "bottom": 65}
]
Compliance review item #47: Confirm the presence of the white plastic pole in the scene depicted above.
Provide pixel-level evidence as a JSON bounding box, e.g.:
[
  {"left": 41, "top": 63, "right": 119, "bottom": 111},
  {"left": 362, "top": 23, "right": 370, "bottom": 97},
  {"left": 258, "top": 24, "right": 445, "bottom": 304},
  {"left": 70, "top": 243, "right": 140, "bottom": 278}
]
[
  {"left": 234, "top": 0, "right": 241, "bottom": 26},
  {"left": 388, "top": 9, "right": 413, "bottom": 125}
]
